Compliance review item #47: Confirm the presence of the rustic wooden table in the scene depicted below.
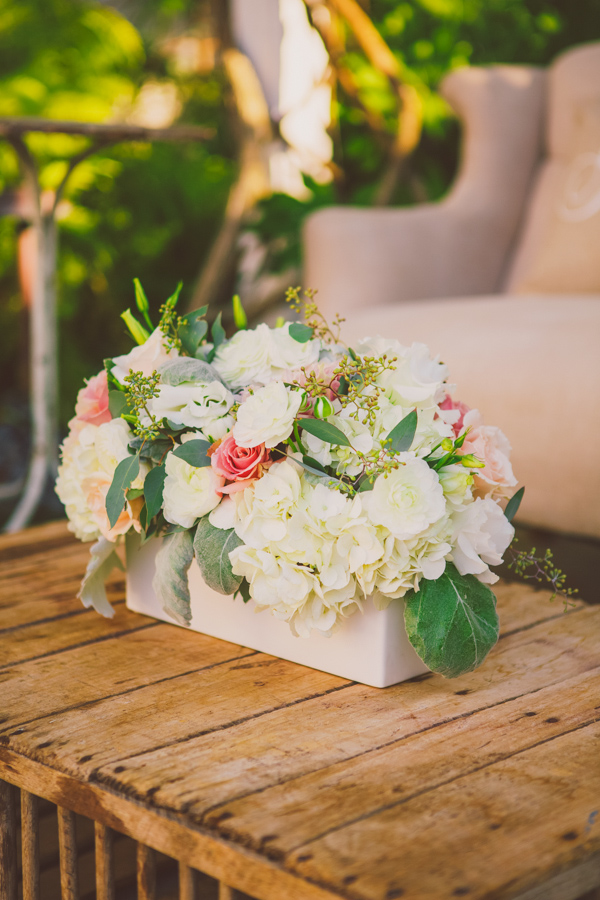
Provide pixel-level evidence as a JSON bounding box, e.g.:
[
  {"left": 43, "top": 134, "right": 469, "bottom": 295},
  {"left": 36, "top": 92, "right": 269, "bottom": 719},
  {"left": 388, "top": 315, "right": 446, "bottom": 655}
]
[{"left": 1, "top": 521, "right": 599, "bottom": 900}]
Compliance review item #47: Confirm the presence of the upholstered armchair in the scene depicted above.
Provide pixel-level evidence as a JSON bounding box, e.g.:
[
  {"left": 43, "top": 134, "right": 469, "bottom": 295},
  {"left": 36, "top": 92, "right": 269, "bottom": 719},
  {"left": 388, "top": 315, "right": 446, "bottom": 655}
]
[{"left": 304, "top": 42, "right": 600, "bottom": 539}]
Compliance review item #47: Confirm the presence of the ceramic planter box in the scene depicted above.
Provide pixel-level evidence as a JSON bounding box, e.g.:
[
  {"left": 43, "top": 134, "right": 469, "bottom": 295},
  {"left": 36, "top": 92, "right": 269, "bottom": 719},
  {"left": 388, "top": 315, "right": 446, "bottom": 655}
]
[{"left": 126, "top": 535, "right": 430, "bottom": 688}]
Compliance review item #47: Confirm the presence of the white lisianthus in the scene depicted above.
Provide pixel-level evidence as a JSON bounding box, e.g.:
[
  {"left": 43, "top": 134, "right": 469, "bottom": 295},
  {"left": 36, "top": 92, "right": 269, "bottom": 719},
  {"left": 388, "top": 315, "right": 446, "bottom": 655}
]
[
  {"left": 163, "top": 445, "right": 224, "bottom": 528},
  {"left": 147, "top": 381, "right": 234, "bottom": 435},
  {"left": 111, "top": 328, "right": 176, "bottom": 384},
  {"left": 234, "top": 382, "right": 302, "bottom": 448},
  {"left": 451, "top": 497, "right": 514, "bottom": 584},
  {"left": 212, "top": 322, "right": 321, "bottom": 389},
  {"left": 438, "top": 464, "right": 474, "bottom": 511},
  {"left": 363, "top": 459, "right": 446, "bottom": 539}
]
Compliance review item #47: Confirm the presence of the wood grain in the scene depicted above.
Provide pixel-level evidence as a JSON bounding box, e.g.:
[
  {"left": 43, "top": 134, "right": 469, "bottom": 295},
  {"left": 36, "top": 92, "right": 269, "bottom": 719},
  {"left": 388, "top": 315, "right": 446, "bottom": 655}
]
[
  {"left": 21, "top": 790, "right": 40, "bottom": 900},
  {"left": 137, "top": 843, "right": 157, "bottom": 900},
  {"left": 57, "top": 806, "right": 78, "bottom": 900},
  {"left": 0, "top": 780, "right": 17, "bottom": 900},
  {"left": 95, "top": 821, "right": 115, "bottom": 900}
]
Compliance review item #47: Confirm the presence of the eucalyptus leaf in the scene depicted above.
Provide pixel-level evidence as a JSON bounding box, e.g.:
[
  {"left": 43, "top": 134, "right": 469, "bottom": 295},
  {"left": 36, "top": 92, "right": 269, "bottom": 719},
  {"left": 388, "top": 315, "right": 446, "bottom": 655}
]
[
  {"left": 404, "top": 563, "right": 499, "bottom": 678},
  {"left": 159, "top": 357, "right": 225, "bottom": 387},
  {"left": 109, "top": 390, "right": 130, "bottom": 418},
  {"left": 172, "top": 439, "right": 211, "bottom": 467},
  {"left": 78, "top": 537, "right": 124, "bottom": 618},
  {"left": 302, "top": 455, "right": 328, "bottom": 474},
  {"left": 387, "top": 409, "right": 418, "bottom": 453},
  {"left": 299, "top": 417, "right": 351, "bottom": 447},
  {"left": 153, "top": 530, "right": 194, "bottom": 626},
  {"left": 289, "top": 322, "right": 314, "bottom": 343},
  {"left": 105, "top": 454, "right": 140, "bottom": 529},
  {"left": 193, "top": 516, "right": 243, "bottom": 595},
  {"left": 337, "top": 375, "right": 349, "bottom": 396},
  {"left": 505, "top": 486, "right": 525, "bottom": 523},
  {"left": 179, "top": 315, "right": 208, "bottom": 357},
  {"left": 144, "top": 465, "right": 167, "bottom": 521},
  {"left": 129, "top": 436, "right": 171, "bottom": 464},
  {"left": 211, "top": 311, "right": 226, "bottom": 349}
]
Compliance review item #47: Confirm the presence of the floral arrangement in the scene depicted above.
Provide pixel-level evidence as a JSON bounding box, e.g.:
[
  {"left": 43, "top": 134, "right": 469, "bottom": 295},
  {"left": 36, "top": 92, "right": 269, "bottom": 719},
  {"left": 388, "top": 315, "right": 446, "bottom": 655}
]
[{"left": 57, "top": 283, "right": 541, "bottom": 678}]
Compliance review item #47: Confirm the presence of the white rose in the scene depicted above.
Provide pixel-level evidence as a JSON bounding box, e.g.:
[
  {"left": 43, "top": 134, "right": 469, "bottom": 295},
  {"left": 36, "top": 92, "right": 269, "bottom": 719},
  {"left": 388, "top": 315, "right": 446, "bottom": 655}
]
[
  {"left": 212, "top": 323, "right": 273, "bottom": 389},
  {"left": 148, "top": 381, "right": 234, "bottom": 433},
  {"left": 163, "top": 452, "right": 223, "bottom": 528},
  {"left": 357, "top": 338, "right": 449, "bottom": 408},
  {"left": 363, "top": 458, "right": 446, "bottom": 539},
  {"left": 111, "top": 328, "right": 176, "bottom": 384},
  {"left": 269, "top": 323, "right": 321, "bottom": 374},
  {"left": 451, "top": 497, "right": 514, "bottom": 584},
  {"left": 234, "top": 382, "right": 302, "bottom": 448}
]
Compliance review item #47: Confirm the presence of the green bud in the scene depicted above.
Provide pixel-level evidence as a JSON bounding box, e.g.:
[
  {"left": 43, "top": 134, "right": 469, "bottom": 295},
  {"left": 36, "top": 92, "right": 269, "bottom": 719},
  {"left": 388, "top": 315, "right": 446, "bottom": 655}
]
[
  {"left": 441, "top": 438, "right": 454, "bottom": 452},
  {"left": 133, "top": 279, "right": 153, "bottom": 330},
  {"left": 232, "top": 294, "right": 248, "bottom": 329},
  {"left": 121, "top": 309, "right": 150, "bottom": 346},
  {"left": 314, "top": 396, "right": 335, "bottom": 419},
  {"left": 460, "top": 454, "right": 485, "bottom": 469},
  {"left": 275, "top": 316, "right": 286, "bottom": 328}
]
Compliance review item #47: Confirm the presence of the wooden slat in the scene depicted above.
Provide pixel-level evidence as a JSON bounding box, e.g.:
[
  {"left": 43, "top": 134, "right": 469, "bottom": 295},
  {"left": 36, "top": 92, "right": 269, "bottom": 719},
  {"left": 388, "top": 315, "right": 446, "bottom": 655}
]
[
  {"left": 201, "top": 666, "right": 600, "bottom": 856},
  {"left": 21, "top": 790, "right": 40, "bottom": 900},
  {"left": 287, "top": 721, "right": 600, "bottom": 900},
  {"left": 57, "top": 806, "right": 78, "bottom": 900},
  {"left": 137, "top": 843, "right": 157, "bottom": 900},
  {"left": 0, "top": 626, "right": 256, "bottom": 731},
  {"left": 3, "top": 654, "right": 346, "bottom": 777},
  {"left": 0, "top": 520, "right": 73, "bottom": 561},
  {"left": 0, "top": 605, "right": 155, "bottom": 669},
  {"left": 178, "top": 861, "right": 196, "bottom": 900},
  {"left": 93, "top": 607, "right": 600, "bottom": 815},
  {"left": 95, "top": 821, "right": 115, "bottom": 900},
  {"left": 0, "top": 780, "right": 17, "bottom": 900}
]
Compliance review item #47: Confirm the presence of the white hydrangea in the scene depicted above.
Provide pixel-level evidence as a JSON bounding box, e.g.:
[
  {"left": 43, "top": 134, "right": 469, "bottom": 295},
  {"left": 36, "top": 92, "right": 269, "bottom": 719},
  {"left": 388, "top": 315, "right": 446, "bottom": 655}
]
[{"left": 213, "top": 322, "right": 321, "bottom": 389}]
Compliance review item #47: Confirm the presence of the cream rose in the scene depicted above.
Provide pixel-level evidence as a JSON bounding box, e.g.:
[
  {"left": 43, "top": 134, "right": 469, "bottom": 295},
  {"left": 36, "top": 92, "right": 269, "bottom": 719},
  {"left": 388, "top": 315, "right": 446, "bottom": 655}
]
[
  {"left": 451, "top": 497, "right": 514, "bottom": 584},
  {"left": 162, "top": 451, "right": 224, "bottom": 529},
  {"left": 363, "top": 458, "right": 446, "bottom": 539},
  {"left": 234, "top": 382, "right": 302, "bottom": 448},
  {"left": 212, "top": 322, "right": 321, "bottom": 389}
]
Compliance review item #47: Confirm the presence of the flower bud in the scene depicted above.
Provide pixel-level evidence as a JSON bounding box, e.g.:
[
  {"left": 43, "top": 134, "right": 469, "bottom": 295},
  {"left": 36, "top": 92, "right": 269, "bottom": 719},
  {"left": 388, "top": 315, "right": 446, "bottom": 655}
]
[
  {"left": 441, "top": 438, "right": 454, "bottom": 452},
  {"left": 460, "top": 454, "right": 485, "bottom": 469},
  {"left": 313, "top": 396, "right": 335, "bottom": 419}
]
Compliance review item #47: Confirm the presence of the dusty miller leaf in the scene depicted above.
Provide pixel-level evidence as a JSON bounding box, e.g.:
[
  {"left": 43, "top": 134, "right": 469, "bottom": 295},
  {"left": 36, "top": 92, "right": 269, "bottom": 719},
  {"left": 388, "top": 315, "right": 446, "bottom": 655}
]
[
  {"left": 159, "top": 357, "right": 226, "bottom": 387},
  {"left": 404, "top": 563, "right": 499, "bottom": 678},
  {"left": 78, "top": 537, "right": 124, "bottom": 618},
  {"left": 193, "top": 516, "right": 243, "bottom": 595},
  {"left": 152, "top": 530, "right": 195, "bottom": 627}
]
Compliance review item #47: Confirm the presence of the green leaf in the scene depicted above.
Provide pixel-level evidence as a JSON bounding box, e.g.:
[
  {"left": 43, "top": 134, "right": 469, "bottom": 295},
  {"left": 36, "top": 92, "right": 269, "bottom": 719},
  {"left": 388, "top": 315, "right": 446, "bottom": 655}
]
[
  {"left": 165, "top": 281, "right": 183, "bottom": 309},
  {"left": 404, "top": 563, "right": 499, "bottom": 678},
  {"left": 172, "top": 439, "right": 211, "bottom": 467},
  {"left": 78, "top": 537, "right": 124, "bottom": 618},
  {"left": 299, "top": 417, "right": 351, "bottom": 447},
  {"left": 211, "top": 311, "right": 226, "bottom": 349},
  {"left": 139, "top": 503, "right": 148, "bottom": 533},
  {"left": 129, "top": 436, "right": 172, "bottom": 464},
  {"left": 105, "top": 455, "right": 140, "bottom": 529},
  {"left": 232, "top": 294, "right": 248, "bottom": 329},
  {"left": 337, "top": 375, "right": 349, "bottom": 396},
  {"left": 179, "top": 312, "right": 208, "bottom": 357},
  {"left": 289, "top": 322, "right": 314, "bottom": 343},
  {"left": 144, "top": 465, "right": 167, "bottom": 521},
  {"left": 133, "top": 278, "right": 153, "bottom": 331},
  {"left": 235, "top": 579, "right": 251, "bottom": 603},
  {"left": 505, "top": 486, "right": 525, "bottom": 523},
  {"left": 120, "top": 309, "right": 149, "bottom": 345},
  {"left": 387, "top": 409, "right": 418, "bottom": 453},
  {"left": 159, "top": 357, "right": 225, "bottom": 387},
  {"left": 152, "top": 530, "right": 194, "bottom": 626},
  {"left": 357, "top": 474, "right": 376, "bottom": 492},
  {"left": 193, "top": 517, "right": 243, "bottom": 595},
  {"left": 127, "top": 488, "right": 144, "bottom": 500},
  {"left": 302, "top": 455, "right": 328, "bottom": 474},
  {"left": 108, "top": 390, "right": 130, "bottom": 418}
]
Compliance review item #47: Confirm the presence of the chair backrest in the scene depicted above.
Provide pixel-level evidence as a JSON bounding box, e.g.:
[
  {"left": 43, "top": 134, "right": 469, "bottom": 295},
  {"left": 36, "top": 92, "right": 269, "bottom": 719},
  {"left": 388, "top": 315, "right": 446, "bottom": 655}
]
[
  {"left": 504, "top": 42, "right": 600, "bottom": 293},
  {"left": 439, "top": 64, "right": 546, "bottom": 294}
]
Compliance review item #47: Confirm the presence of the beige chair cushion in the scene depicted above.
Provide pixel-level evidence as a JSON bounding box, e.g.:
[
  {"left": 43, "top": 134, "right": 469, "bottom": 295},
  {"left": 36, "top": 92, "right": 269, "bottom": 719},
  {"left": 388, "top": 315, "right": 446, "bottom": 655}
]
[
  {"left": 507, "top": 43, "right": 600, "bottom": 293},
  {"left": 341, "top": 295, "right": 600, "bottom": 539}
]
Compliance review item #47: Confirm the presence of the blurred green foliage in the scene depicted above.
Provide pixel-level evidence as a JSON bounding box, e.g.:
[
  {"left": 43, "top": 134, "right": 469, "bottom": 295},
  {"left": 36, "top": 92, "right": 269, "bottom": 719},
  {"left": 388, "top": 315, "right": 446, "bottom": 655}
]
[
  {"left": 0, "top": 0, "right": 598, "bottom": 430},
  {"left": 0, "top": 0, "right": 235, "bottom": 427}
]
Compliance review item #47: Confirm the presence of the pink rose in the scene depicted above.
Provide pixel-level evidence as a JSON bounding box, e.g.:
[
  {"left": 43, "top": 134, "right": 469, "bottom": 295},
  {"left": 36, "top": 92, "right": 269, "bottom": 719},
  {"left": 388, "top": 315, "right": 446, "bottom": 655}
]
[
  {"left": 460, "top": 409, "right": 517, "bottom": 496},
  {"left": 211, "top": 433, "right": 272, "bottom": 495},
  {"left": 439, "top": 394, "right": 470, "bottom": 436},
  {"left": 75, "top": 371, "right": 111, "bottom": 426},
  {"left": 290, "top": 361, "right": 341, "bottom": 401}
]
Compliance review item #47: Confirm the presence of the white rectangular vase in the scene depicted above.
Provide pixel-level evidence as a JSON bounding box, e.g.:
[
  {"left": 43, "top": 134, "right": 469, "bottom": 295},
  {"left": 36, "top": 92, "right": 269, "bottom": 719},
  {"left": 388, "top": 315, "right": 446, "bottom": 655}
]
[{"left": 126, "top": 535, "right": 430, "bottom": 688}]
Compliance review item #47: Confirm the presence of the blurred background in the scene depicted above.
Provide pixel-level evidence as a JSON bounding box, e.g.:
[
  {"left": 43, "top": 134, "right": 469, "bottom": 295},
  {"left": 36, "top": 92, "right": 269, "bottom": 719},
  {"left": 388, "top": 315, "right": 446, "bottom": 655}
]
[{"left": 0, "top": 0, "right": 599, "bottom": 592}]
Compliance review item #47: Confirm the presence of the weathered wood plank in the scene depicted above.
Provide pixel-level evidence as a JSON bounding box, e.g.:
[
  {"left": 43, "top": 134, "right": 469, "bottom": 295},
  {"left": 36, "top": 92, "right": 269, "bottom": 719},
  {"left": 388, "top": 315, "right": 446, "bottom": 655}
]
[
  {"left": 2, "top": 655, "right": 346, "bottom": 776},
  {"left": 178, "top": 861, "right": 196, "bottom": 900},
  {"left": 137, "top": 843, "right": 157, "bottom": 900},
  {"left": 57, "top": 806, "right": 78, "bottom": 900},
  {"left": 21, "top": 790, "right": 40, "bottom": 900},
  {"left": 0, "top": 780, "right": 18, "bottom": 900},
  {"left": 201, "top": 666, "right": 600, "bottom": 856},
  {"left": 0, "top": 604, "right": 155, "bottom": 669},
  {"left": 95, "top": 821, "right": 115, "bottom": 900},
  {"left": 0, "top": 520, "right": 73, "bottom": 561},
  {"left": 0, "top": 748, "right": 340, "bottom": 900},
  {"left": 287, "top": 721, "right": 600, "bottom": 900},
  {"left": 93, "top": 607, "right": 600, "bottom": 816},
  {"left": 0, "top": 626, "right": 256, "bottom": 731}
]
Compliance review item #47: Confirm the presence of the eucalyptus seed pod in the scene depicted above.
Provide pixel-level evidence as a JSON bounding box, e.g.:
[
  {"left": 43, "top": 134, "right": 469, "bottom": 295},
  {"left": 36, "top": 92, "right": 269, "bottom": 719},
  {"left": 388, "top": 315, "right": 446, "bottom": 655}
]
[{"left": 314, "top": 396, "right": 335, "bottom": 419}]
